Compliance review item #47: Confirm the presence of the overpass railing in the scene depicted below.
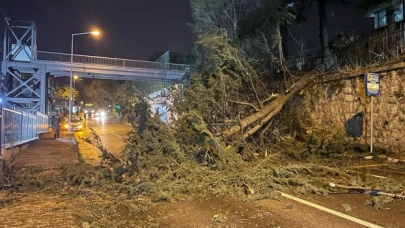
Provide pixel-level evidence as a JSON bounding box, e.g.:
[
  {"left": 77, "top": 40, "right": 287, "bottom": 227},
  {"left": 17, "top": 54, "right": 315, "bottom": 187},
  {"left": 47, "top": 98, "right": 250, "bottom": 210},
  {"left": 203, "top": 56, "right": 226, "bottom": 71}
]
[
  {"left": 1, "top": 108, "right": 50, "bottom": 147},
  {"left": 35, "top": 51, "right": 191, "bottom": 72}
]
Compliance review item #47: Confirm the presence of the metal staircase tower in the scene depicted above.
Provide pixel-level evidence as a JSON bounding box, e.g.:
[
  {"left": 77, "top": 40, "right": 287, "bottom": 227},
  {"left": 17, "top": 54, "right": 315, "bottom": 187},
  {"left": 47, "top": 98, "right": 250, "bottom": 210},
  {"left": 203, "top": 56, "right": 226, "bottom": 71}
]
[{"left": 1, "top": 18, "right": 48, "bottom": 112}]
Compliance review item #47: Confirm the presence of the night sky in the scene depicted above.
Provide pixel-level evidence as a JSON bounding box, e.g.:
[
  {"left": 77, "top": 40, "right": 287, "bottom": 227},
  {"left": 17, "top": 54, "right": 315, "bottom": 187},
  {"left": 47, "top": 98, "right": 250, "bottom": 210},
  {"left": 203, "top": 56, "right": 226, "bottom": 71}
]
[
  {"left": 1, "top": 0, "right": 374, "bottom": 60},
  {"left": 1, "top": 0, "right": 196, "bottom": 60}
]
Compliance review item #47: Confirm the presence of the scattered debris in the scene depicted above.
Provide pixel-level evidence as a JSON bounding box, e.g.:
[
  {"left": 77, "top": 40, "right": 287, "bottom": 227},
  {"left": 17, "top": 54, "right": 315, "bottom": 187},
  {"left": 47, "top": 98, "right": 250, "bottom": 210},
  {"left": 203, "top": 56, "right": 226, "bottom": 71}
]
[
  {"left": 213, "top": 213, "right": 227, "bottom": 223},
  {"left": 329, "top": 182, "right": 405, "bottom": 200},
  {"left": 342, "top": 204, "right": 352, "bottom": 213},
  {"left": 284, "top": 204, "right": 294, "bottom": 209},
  {"left": 365, "top": 196, "right": 394, "bottom": 210}
]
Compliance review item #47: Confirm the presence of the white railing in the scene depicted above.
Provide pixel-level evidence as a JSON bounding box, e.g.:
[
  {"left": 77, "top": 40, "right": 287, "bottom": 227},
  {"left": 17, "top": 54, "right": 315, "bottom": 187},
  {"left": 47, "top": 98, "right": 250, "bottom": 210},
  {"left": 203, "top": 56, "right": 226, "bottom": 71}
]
[
  {"left": 35, "top": 51, "right": 191, "bottom": 72},
  {"left": 1, "top": 108, "right": 50, "bottom": 147}
]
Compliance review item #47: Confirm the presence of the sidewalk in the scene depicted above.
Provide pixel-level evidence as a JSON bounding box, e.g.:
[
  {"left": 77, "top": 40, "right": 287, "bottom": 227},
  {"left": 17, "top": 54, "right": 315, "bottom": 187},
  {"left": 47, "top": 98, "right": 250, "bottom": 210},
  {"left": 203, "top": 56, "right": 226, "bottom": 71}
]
[
  {"left": 0, "top": 131, "right": 80, "bottom": 228},
  {"left": 14, "top": 131, "right": 79, "bottom": 170}
]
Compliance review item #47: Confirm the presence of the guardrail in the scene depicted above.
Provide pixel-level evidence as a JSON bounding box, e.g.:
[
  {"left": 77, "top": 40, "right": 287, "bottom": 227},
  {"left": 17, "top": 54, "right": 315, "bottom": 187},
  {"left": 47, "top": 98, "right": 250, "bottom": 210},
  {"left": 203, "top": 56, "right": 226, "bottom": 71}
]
[
  {"left": 35, "top": 51, "right": 191, "bottom": 72},
  {"left": 1, "top": 108, "right": 49, "bottom": 147}
]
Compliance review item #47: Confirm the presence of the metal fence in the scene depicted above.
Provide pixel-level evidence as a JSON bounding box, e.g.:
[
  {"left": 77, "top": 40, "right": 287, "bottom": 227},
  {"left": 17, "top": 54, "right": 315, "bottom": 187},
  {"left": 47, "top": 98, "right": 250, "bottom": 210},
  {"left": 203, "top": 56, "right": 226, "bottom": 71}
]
[
  {"left": 286, "top": 21, "right": 405, "bottom": 72},
  {"left": 1, "top": 108, "right": 50, "bottom": 146},
  {"left": 35, "top": 51, "right": 191, "bottom": 72}
]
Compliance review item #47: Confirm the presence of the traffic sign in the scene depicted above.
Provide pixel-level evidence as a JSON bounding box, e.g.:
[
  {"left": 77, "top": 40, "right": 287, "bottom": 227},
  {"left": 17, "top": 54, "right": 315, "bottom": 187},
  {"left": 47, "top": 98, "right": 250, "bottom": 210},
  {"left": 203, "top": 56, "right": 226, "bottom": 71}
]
[{"left": 365, "top": 73, "right": 380, "bottom": 96}]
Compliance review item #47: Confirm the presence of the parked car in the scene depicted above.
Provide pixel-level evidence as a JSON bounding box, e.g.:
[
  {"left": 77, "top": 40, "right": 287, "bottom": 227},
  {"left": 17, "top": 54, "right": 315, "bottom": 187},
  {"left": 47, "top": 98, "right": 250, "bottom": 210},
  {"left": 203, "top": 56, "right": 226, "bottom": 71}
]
[{"left": 61, "top": 117, "right": 83, "bottom": 132}]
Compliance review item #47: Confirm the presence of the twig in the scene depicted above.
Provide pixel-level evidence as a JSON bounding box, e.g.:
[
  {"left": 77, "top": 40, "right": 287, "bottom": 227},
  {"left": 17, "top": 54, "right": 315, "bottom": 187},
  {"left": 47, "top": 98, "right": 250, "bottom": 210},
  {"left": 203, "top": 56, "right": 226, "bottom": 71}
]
[
  {"left": 228, "top": 100, "right": 259, "bottom": 111},
  {"left": 243, "top": 195, "right": 273, "bottom": 202},
  {"left": 329, "top": 182, "right": 405, "bottom": 199},
  {"left": 261, "top": 93, "right": 279, "bottom": 105}
]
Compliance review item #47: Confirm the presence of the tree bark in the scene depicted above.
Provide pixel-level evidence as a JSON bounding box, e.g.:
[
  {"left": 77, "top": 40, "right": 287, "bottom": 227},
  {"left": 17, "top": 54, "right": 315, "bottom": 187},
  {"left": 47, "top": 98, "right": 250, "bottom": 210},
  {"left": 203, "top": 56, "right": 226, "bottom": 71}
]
[
  {"left": 280, "top": 24, "right": 289, "bottom": 58},
  {"left": 222, "top": 74, "right": 311, "bottom": 138},
  {"left": 318, "top": 0, "right": 330, "bottom": 58}
]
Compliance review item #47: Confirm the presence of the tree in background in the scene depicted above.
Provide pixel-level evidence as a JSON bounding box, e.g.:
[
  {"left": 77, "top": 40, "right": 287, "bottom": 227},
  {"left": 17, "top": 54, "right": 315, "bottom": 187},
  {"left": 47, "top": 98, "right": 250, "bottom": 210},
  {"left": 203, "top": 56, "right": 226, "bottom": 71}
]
[
  {"left": 85, "top": 80, "right": 119, "bottom": 107},
  {"left": 300, "top": 0, "right": 349, "bottom": 58},
  {"left": 190, "top": 0, "right": 257, "bottom": 39},
  {"left": 52, "top": 85, "right": 78, "bottom": 100},
  {"left": 239, "top": 0, "right": 304, "bottom": 57},
  {"left": 147, "top": 46, "right": 202, "bottom": 65}
]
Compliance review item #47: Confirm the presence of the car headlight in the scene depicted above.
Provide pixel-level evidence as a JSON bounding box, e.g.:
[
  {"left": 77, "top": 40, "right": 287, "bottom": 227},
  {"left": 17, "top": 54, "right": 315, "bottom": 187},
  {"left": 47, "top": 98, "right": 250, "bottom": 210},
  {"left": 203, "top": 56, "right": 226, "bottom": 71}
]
[
  {"left": 91, "top": 110, "right": 95, "bottom": 113},
  {"left": 64, "top": 124, "right": 69, "bottom": 128},
  {"left": 100, "top": 111, "right": 105, "bottom": 116},
  {"left": 84, "top": 110, "right": 88, "bottom": 113}
]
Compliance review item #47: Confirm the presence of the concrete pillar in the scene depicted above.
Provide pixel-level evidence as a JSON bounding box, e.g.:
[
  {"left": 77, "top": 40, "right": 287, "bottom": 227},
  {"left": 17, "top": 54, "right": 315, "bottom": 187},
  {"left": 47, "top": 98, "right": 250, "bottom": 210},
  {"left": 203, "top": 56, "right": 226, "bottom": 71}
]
[{"left": 39, "top": 65, "right": 47, "bottom": 113}]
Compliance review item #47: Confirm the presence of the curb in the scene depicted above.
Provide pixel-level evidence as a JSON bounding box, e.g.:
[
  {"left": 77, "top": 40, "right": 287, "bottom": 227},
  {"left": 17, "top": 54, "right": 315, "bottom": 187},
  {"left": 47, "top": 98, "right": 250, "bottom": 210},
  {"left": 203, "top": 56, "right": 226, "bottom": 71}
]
[
  {"left": 72, "top": 133, "right": 86, "bottom": 163},
  {"left": 72, "top": 135, "right": 77, "bottom": 146}
]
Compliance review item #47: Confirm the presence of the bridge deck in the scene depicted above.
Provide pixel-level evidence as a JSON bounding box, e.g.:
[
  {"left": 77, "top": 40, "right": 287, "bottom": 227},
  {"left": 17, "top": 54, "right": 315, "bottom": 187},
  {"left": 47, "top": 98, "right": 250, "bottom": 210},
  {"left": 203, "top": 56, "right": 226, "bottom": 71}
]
[{"left": 33, "top": 51, "right": 191, "bottom": 82}]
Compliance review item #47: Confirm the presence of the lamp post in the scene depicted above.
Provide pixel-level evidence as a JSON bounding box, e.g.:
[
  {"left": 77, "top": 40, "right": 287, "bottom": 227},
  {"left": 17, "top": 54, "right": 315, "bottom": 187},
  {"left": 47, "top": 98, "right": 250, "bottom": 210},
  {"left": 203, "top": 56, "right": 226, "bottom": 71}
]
[
  {"left": 73, "top": 75, "right": 78, "bottom": 114},
  {"left": 68, "top": 31, "right": 99, "bottom": 134},
  {"left": 73, "top": 75, "right": 78, "bottom": 88}
]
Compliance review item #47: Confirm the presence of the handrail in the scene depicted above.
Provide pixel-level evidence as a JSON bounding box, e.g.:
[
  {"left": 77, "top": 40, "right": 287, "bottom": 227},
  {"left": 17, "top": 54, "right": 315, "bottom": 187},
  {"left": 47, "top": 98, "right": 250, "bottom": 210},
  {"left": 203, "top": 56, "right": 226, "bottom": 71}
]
[
  {"left": 1, "top": 108, "right": 49, "bottom": 146},
  {"left": 34, "top": 51, "right": 191, "bottom": 72}
]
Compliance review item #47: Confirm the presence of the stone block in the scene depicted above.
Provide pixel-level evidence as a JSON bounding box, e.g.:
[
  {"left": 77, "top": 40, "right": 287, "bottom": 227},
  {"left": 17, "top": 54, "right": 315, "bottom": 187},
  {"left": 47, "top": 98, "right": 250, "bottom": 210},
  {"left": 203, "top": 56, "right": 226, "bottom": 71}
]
[
  {"left": 386, "top": 96, "right": 397, "bottom": 104},
  {"left": 392, "top": 129, "right": 400, "bottom": 140},
  {"left": 344, "top": 94, "right": 353, "bottom": 102},
  {"left": 387, "top": 105, "right": 398, "bottom": 114},
  {"left": 343, "top": 86, "right": 352, "bottom": 94}
]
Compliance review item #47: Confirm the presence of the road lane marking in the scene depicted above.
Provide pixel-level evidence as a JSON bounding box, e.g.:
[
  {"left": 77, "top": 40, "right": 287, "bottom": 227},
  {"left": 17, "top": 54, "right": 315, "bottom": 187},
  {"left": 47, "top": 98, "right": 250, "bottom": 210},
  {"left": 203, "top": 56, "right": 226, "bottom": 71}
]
[
  {"left": 108, "top": 131, "right": 124, "bottom": 139},
  {"left": 113, "top": 123, "right": 125, "bottom": 127},
  {"left": 278, "top": 192, "right": 384, "bottom": 228},
  {"left": 96, "top": 120, "right": 125, "bottom": 139}
]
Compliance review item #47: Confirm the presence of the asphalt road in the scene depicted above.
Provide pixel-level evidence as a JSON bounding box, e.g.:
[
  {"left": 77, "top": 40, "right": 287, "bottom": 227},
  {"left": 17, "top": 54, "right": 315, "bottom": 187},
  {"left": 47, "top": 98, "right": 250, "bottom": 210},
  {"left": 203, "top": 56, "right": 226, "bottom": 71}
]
[
  {"left": 77, "top": 113, "right": 131, "bottom": 155},
  {"left": 68, "top": 114, "right": 405, "bottom": 227}
]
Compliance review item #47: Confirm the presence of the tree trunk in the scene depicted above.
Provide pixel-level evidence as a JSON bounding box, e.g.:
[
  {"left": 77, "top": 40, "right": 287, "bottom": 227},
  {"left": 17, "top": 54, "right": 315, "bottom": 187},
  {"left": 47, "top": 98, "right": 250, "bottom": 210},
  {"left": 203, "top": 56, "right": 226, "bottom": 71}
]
[
  {"left": 221, "top": 51, "right": 405, "bottom": 139},
  {"left": 280, "top": 24, "right": 289, "bottom": 58},
  {"left": 318, "top": 0, "right": 330, "bottom": 58},
  {"left": 222, "top": 74, "right": 311, "bottom": 138}
]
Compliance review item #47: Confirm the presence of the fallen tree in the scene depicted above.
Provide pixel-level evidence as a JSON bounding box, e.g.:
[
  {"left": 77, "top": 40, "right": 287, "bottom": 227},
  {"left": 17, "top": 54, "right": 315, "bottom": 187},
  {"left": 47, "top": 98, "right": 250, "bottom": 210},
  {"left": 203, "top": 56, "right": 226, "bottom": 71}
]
[{"left": 221, "top": 55, "right": 405, "bottom": 140}]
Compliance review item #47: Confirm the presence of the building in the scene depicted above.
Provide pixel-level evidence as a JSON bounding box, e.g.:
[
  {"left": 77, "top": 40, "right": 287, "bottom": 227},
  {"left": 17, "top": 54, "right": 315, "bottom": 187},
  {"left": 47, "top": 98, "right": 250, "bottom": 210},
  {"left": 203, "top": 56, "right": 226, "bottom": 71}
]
[{"left": 365, "top": 0, "right": 404, "bottom": 29}]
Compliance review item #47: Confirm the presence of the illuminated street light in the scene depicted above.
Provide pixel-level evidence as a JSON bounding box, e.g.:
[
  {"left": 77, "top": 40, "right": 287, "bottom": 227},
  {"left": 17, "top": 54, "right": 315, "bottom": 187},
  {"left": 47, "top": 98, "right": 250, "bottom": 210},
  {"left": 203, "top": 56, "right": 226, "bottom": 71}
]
[
  {"left": 91, "top": 31, "right": 100, "bottom": 36},
  {"left": 68, "top": 30, "right": 100, "bottom": 134}
]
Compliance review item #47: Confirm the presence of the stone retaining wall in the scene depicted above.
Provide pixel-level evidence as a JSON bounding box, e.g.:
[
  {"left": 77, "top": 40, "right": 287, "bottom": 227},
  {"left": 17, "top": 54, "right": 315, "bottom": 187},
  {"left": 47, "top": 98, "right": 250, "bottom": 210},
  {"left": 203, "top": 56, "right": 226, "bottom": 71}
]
[{"left": 302, "top": 70, "right": 405, "bottom": 154}]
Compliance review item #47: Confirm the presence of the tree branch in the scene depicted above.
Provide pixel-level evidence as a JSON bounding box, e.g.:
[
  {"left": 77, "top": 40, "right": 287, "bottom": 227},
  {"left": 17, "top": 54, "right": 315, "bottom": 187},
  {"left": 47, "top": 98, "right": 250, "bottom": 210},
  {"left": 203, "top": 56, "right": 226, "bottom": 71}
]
[
  {"left": 243, "top": 105, "right": 281, "bottom": 139},
  {"left": 228, "top": 100, "right": 260, "bottom": 111},
  {"left": 261, "top": 93, "right": 279, "bottom": 105}
]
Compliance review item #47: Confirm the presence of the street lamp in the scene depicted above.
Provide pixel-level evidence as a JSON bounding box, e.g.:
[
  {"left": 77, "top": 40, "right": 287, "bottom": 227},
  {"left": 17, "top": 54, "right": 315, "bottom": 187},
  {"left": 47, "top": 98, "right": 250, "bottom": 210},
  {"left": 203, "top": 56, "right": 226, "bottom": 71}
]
[
  {"left": 73, "top": 75, "right": 78, "bottom": 89},
  {"left": 68, "top": 30, "right": 99, "bottom": 134}
]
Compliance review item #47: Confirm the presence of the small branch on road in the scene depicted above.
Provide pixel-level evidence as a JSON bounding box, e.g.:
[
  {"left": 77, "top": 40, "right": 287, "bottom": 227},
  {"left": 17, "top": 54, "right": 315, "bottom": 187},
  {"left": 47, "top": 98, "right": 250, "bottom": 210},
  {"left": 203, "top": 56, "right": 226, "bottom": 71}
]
[{"left": 328, "top": 183, "right": 405, "bottom": 200}]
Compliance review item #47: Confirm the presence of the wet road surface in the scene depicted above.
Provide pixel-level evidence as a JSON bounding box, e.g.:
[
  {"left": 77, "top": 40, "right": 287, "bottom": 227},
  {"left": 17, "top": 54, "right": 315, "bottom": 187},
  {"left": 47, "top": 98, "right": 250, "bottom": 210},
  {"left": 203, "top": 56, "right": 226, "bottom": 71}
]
[{"left": 76, "top": 114, "right": 131, "bottom": 156}]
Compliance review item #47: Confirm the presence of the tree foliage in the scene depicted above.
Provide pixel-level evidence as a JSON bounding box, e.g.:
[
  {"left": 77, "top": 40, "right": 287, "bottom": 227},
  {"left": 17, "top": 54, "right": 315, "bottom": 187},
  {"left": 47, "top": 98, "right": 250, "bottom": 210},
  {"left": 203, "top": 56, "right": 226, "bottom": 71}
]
[
  {"left": 190, "top": 0, "right": 258, "bottom": 39},
  {"left": 239, "top": 0, "right": 296, "bottom": 39},
  {"left": 52, "top": 85, "right": 78, "bottom": 100},
  {"left": 172, "top": 31, "right": 275, "bottom": 134},
  {"left": 358, "top": 0, "right": 392, "bottom": 9},
  {"left": 85, "top": 80, "right": 119, "bottom": 107}
]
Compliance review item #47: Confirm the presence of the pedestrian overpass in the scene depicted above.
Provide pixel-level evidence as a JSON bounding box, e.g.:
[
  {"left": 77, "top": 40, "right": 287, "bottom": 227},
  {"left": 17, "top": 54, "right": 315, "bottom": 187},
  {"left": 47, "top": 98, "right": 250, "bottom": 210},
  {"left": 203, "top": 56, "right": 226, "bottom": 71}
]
[{"left": 1, "top": 19, "right": 193, "bottom": 113}]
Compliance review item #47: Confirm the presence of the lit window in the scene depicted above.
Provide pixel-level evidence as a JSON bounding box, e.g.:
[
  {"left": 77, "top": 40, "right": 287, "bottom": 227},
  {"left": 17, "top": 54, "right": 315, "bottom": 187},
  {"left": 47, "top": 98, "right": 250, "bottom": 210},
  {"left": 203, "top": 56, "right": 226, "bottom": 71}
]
[
  {"left": 394, "top": 3, "right": 403, "bottom": 22},
  {"left": 377, "top": 10, "right": 387, "bottom": 28}
]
